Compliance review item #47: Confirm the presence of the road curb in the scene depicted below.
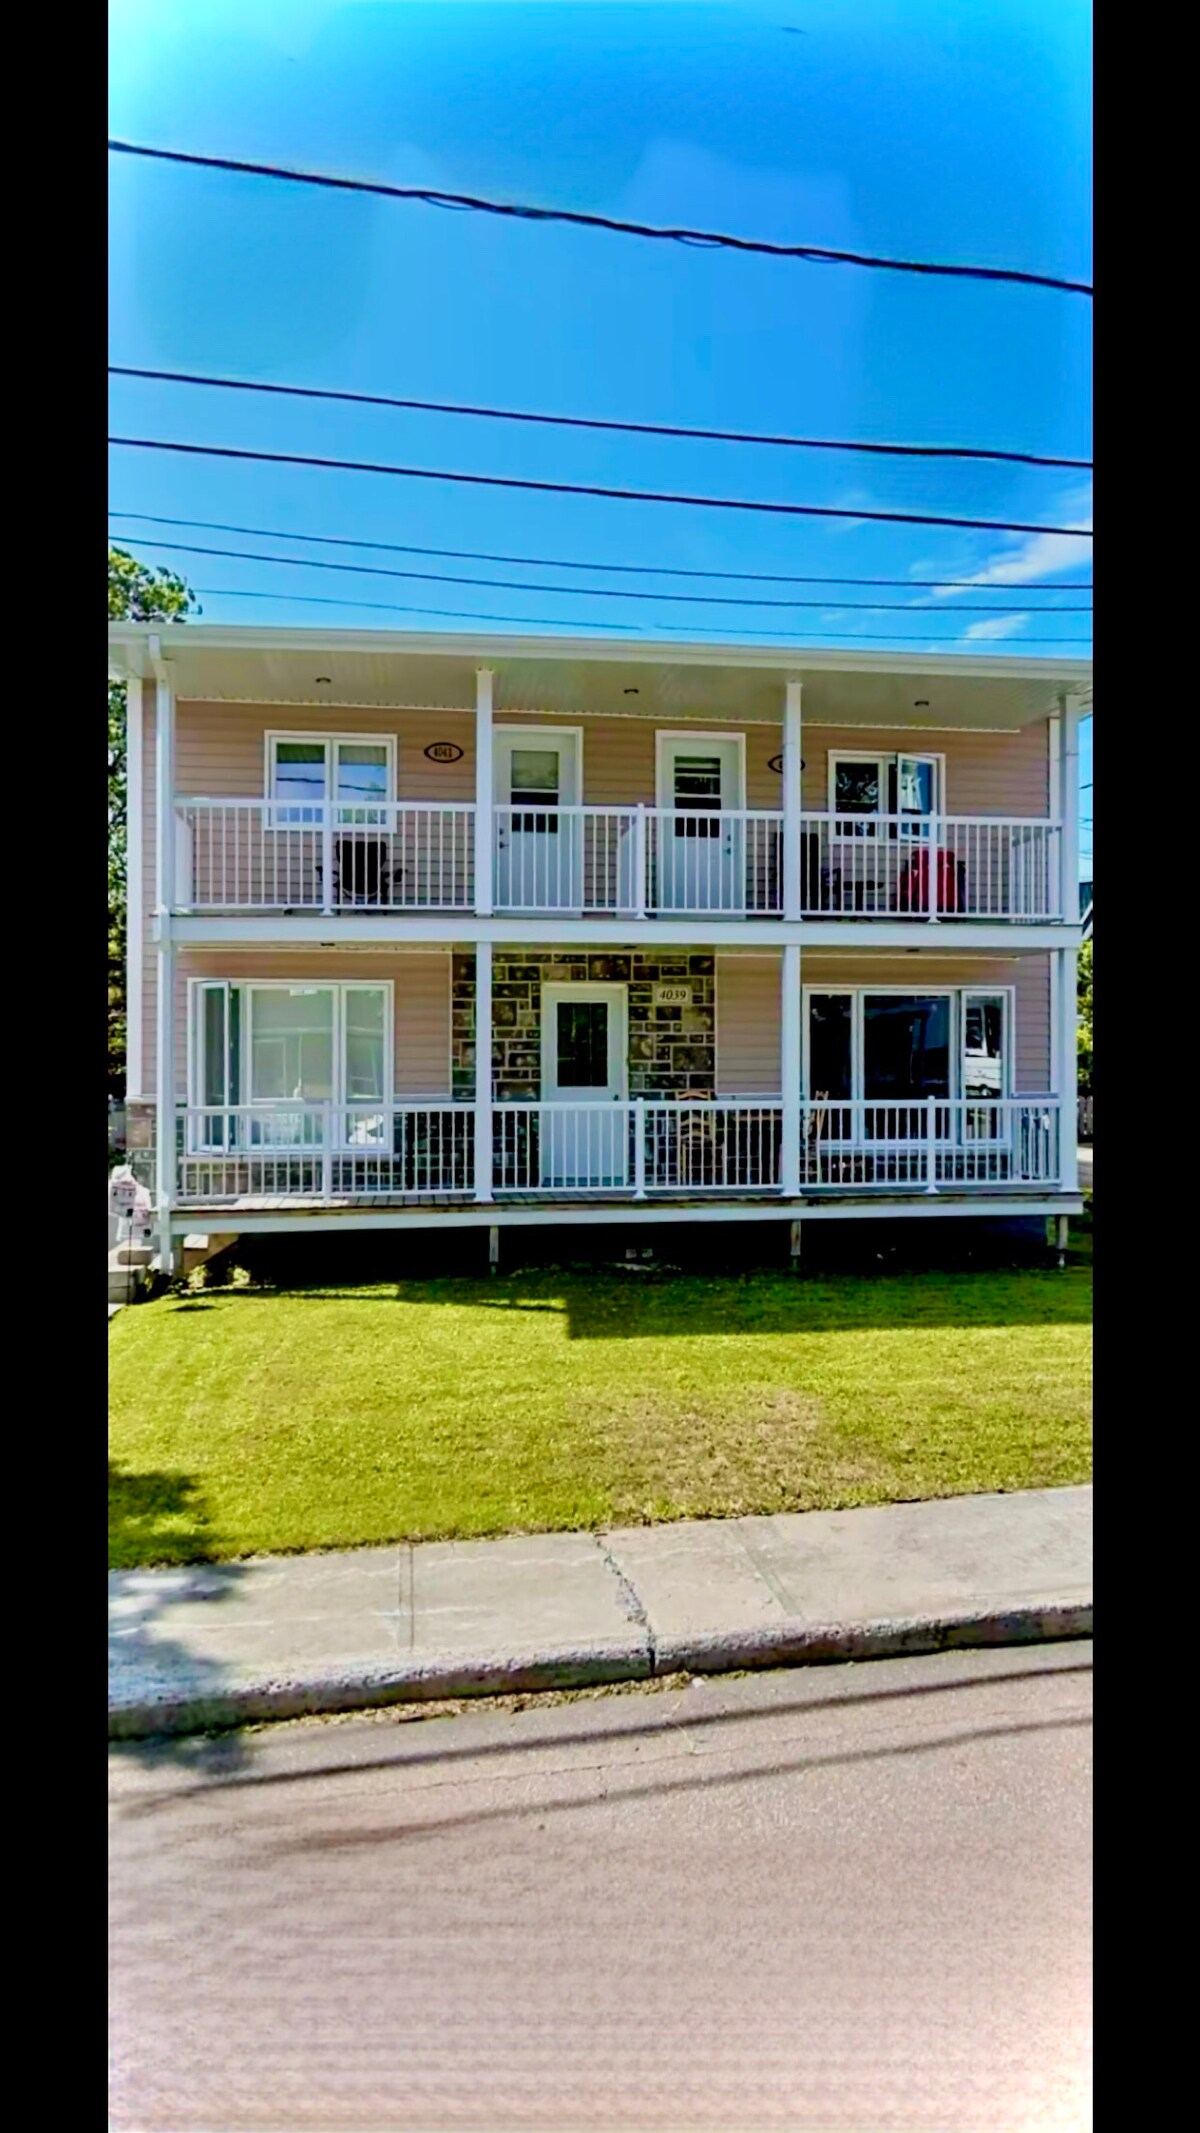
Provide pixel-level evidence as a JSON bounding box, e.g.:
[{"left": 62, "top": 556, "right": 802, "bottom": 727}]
[{"left": 107, "top": 1600, "right": 1091, "bottom": 1742}]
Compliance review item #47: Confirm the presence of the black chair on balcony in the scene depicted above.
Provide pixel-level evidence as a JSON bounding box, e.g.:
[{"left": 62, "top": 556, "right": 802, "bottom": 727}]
[
  {"left": 317, "top": 836, "right": 401, "bottom": 907},
  {"left": 801, "top": 832, "right": 842, "bottom": 914}
]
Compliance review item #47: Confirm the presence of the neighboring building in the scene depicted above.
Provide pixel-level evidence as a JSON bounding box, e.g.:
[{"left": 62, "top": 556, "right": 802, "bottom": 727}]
[{"left": 107, "top": 625, "right": 1091, "bottom": 1266}]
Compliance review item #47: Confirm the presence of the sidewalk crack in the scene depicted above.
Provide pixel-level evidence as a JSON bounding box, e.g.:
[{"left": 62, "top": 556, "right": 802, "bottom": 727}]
[{"left": 594, "top": 1535, "right": 656, "bottom": 1670}]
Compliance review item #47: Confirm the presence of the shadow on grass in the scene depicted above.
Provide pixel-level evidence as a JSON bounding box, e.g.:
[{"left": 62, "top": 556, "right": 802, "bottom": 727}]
[
  {"left": 109, "top": 1460, "right": 219, "bottom": 1569},
  {"left": 179, "top": 1262, "right": 1092, "bottom": 1339}
]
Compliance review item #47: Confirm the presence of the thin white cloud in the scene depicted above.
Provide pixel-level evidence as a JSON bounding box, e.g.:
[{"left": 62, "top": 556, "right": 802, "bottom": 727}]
[
  {"left": 932, "top": 484, "right": 1093, "bottom": 599},
  {"left": 961, "top": 614, "right": 1031, "bottom": 643}
]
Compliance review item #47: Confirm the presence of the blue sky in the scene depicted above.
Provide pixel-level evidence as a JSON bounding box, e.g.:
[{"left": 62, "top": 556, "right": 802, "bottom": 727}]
[{"left": 108, "top": 0, "right": 1092, "bottom": 855}]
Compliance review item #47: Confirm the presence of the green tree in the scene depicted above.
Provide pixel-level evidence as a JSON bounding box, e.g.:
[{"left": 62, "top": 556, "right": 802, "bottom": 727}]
[
  {"left": 1076, "top": 938, "right": 1092, "bottom": 1096},
  {"left": 109, "top": 550, "right": 198, "bottom": 1097}
]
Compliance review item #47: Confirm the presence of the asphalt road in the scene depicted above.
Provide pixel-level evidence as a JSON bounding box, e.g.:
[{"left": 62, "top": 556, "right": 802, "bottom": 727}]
[{"left": 109, "top": 1643, "right": 1092, "bottom": 2132}]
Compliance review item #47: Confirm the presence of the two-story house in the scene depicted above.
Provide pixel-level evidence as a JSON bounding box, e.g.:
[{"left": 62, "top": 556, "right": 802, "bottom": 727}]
[{"left": 106, "top": 624, "right": 1091, "bottom": 1270}]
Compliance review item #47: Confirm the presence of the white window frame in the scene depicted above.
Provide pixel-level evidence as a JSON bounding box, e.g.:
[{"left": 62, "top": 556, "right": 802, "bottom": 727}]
[
  {"left": 827, "top": 750, "right": 945, "bottom": 831},
  {"left": 264, "top": 732, "right": 397, "bottom": 827},
  {"left": 188, "top": 978, "right": 394, "bottom": 1149},
  {"left": 801, "top": 984, "right": 1016, "bottom": 1142}
]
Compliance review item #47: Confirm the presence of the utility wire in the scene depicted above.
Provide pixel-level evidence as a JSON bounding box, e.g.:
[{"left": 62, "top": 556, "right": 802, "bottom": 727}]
[
  {"left": 109, "top": 366, "right": 1091, "bottom": 472},
  {"left": 113, "top": 531, "right": 1094, "bottom": 614},
  {"left": 109, "top": 511, "right": 1093, "bottom": 593},
  {"left": 109, "top": 437, "right": 1097, "bottom": 538},
  {"left": 108, "top": 142, "right": 1093, "bottom": 296},
  {"left": 189, "top": 583, "right": 1093, "bottom": 645}
]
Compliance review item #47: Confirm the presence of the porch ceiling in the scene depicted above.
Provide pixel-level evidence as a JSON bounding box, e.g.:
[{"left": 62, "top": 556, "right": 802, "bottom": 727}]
[{"left": 108, "top": 624, "right": 1092, "bottom": 731}]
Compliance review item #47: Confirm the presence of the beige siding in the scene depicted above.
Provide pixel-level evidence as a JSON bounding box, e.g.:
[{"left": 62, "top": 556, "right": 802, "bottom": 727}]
[
  {"left": 171, "top": 701, "right": 1050, "bottom": 818},
  {"left": 494, "top": 712, "right": 784, "bottom": 808},
  {"left": 174, "top": 699, "right": 785, "bottom": 810},
  {"left": 175, "top": 701, "right": 476, "bottom": 802},
  {"left": 716, "top": 955, "right": 783, "bottom": 1095},
  {"left": 146, "top": 952, "right": 451, "bottom": 1099},
  {"left": 802, "top": 724, "right": 1049, "bottom": 817}
]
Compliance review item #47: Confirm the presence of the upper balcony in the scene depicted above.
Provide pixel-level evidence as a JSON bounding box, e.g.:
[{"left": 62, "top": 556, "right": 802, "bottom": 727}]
[
  {"left": 172, "top": 799, "right": 1064, "bottom": 922},
  {"left": 110, "top": 623, "right": 1090, "bottom": 940}
]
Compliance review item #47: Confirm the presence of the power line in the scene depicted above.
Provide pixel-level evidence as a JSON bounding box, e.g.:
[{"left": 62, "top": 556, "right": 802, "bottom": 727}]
[
  {"left": 109, "top": 510, "right": 1093, "bottom": 592},
  {"left": 112, "top": 531, "right": 1094, "bottom": 614},
  {"left": 109, "top": 437, "right": 1097, "bottom": 538},
  {"left": 109, "top": 366, "right": 1091, "bottom": 472},
  {"left": 188, "top": 582, "right": 1093, "bottom": 644},
  {"left": 108, "top": 142, "right": 1093, "bottom": 297}
]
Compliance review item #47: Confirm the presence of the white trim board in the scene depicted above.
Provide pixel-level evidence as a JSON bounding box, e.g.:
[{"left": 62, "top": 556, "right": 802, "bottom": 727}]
[{"left": 169, "top": 1194, "right": 1084, "bottom": 1237}]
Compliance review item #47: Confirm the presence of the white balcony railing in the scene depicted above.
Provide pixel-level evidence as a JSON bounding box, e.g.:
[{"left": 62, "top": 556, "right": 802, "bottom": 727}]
[
  {"left": 175, "top": 801, "right": 476, "bottom": 911},
  {"left": 177, "top": 1104, "right": 473, "bottom": 1200},
  {"left": 493, "top": 806, "right": 642, "bottom": 914},
  {"left": 800, "top": 1097, "right": 1063, "bottom": 1190},
  {"left": 173, "top": 801, "right": 1064, "bottom": 921},
  {"left": 798, "top": 813, "right": 1063, "bottom": 920},
  {"left": 491, "top": 806, "right": 784, "bottom": 915},
  {"left": 172, "top": 1097, "right": 1064, "bottom": 1203}
]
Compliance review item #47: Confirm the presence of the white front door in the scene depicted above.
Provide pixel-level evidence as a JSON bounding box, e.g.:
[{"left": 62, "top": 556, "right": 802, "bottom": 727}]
[
  {"left": 540, "top": 983, "right": 628, "bottom": 1186},
  {"left": 656, "top": 734, "right": 745, "bottom": 912},
  {"left": 494, "top": 728, "right": 583, "bottom": 911}
]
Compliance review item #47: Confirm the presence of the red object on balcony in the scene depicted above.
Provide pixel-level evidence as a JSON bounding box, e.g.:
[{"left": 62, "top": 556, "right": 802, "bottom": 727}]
[{"left": 896, "top": 847, "right": 965, "bottom": 913}]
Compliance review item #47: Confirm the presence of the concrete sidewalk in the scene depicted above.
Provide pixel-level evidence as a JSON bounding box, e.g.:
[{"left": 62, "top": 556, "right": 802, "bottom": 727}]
[{"left": 109, "top": 1485, "right": 1092, "bottom": 1739}]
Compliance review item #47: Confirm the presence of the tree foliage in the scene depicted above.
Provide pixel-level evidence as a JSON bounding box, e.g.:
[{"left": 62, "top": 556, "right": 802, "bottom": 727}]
[
  {"left": 109, "top": 550, "right": 199, "bottom": 1096},
  {"left": 1076, "top": 939, "right": 1092, "bottom": 1095}
]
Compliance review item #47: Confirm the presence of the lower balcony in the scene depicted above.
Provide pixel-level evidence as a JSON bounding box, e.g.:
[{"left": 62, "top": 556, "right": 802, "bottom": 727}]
[{"left": 173, "top": 1097, "right": 1068, "bottom": 1210}]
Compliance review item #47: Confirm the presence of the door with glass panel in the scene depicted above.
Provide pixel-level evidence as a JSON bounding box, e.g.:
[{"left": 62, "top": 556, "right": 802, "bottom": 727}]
[
  {"left": 539, "top": 984, "right": 628, "bottom": 1186},
  {"left": 656, "top": 736, "right": 744, "bottom": 912},
  {"left": 494, "top": 730, "right": 582, "bottom": 911}
]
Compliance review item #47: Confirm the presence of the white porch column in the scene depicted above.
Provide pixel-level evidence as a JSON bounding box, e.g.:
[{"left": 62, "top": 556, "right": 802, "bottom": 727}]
[
  {"left": 473, "top": 940, "right": 494, "bottom": 1203},
  {"left": 782, "top": 677, "right": 804, "bottom": 920},
  {"left": 153, "top": 652, "right": 176, "bottom": 918},
  {"left": 780, "top": 943, "right": 802, "bottom": 1196},
  {"left": 474, "top": 666, "right": 494, "bottom": 916},
  {"left": 155, "top": 942, "right": 176, "bottom": 1264},
  {"left": 1058, "top": 690, "right": 1082, "bottom": 923},
  {"left": 125, "top": 676, "right": 144, "bottom": 1099},
  {"left": 1058, "top": 945, "right": 1079, "bottom": 1191}
]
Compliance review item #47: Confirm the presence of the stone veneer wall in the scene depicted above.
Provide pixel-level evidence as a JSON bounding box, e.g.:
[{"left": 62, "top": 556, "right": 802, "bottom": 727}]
[{"left": 451, "top": 950, "right": 716, "bottom": 1099}]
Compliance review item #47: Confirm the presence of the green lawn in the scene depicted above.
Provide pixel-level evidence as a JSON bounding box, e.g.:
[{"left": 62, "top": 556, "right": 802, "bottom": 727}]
[{"left": 109, "top": 1257, "right": 1092, "bottom": 1568}]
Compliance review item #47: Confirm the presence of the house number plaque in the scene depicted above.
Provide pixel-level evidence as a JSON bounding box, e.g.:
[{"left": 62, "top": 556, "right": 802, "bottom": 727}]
[
  {"left": 653, "top": 985, "right": 691, "bottom": 1006},
  {"left": 423, "top": 742, "right": 464, "bottom": 762}
]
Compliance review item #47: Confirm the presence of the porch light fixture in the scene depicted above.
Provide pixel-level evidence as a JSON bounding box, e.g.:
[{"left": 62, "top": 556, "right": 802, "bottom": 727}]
[
  {"left": 914, "top": 699, "right": 930, "bottom": 708},
  {"left": 315, "top": 675, "right": 332, "bottom": 684},
  {"left": 623, "top": 687, "right": 640, "bottom": 695}
]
